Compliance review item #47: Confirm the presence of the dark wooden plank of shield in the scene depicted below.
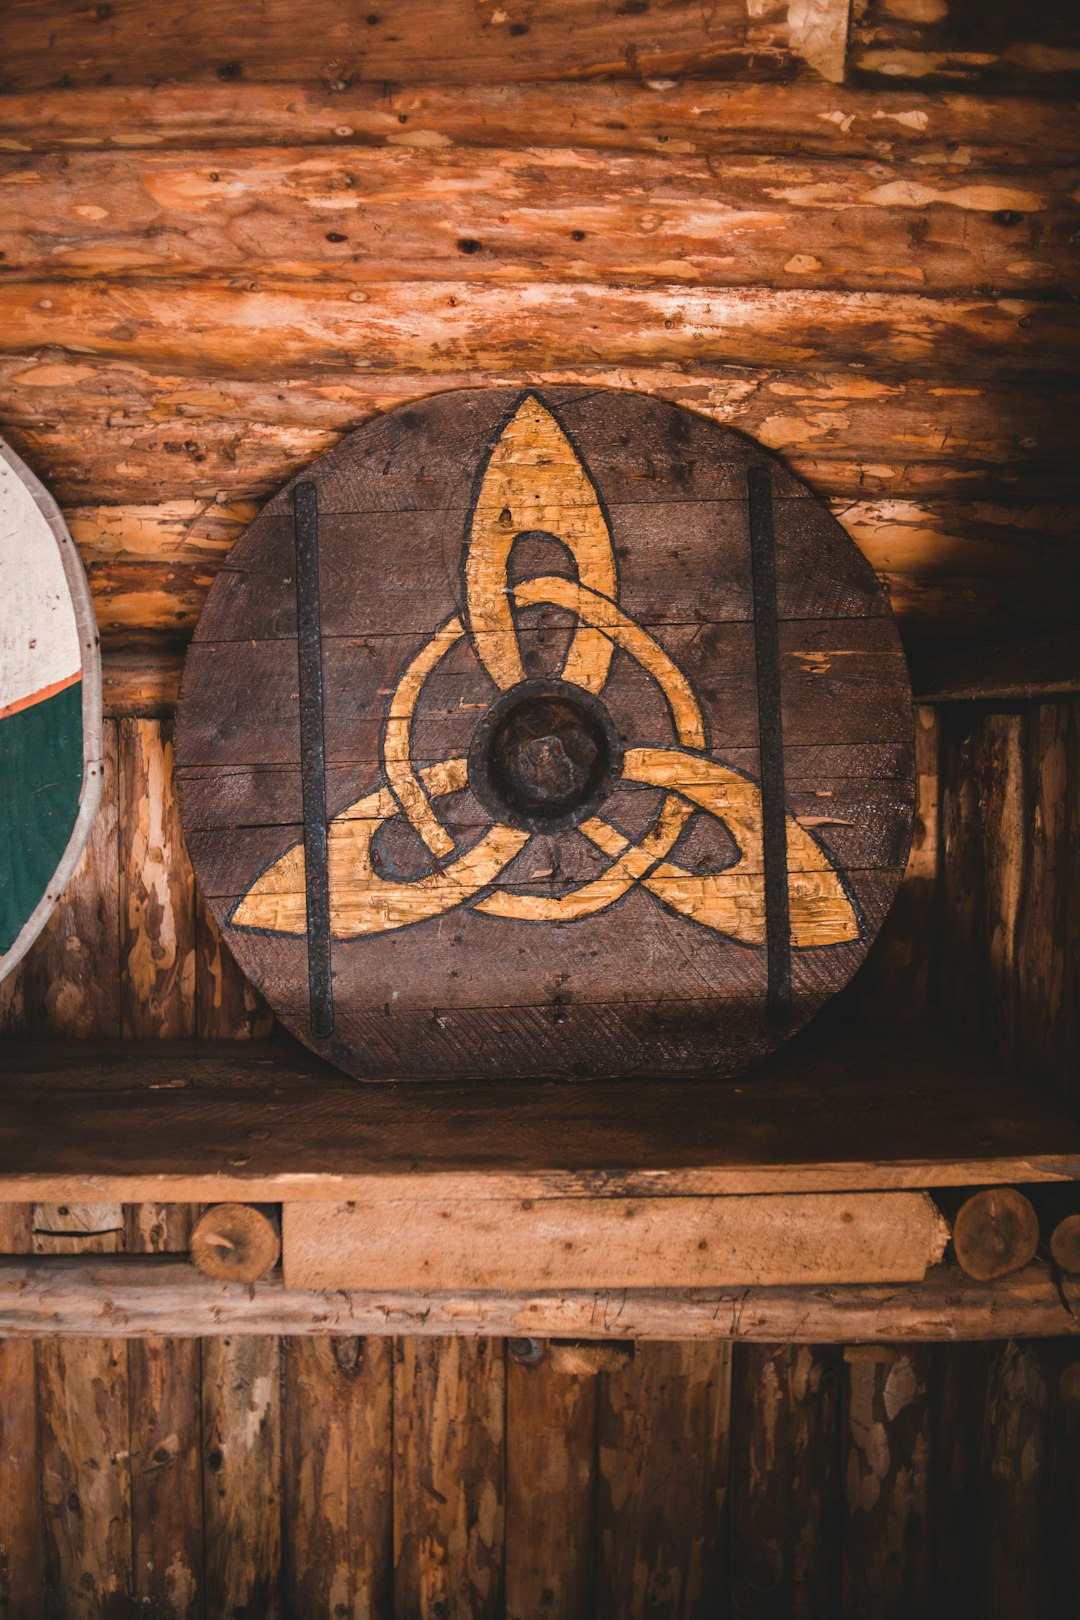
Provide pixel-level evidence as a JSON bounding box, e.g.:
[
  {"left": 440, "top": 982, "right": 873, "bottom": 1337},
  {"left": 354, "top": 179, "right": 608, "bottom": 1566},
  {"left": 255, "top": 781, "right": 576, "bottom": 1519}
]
[
  {"left": 293, "top": 481, "right": 333, "bottom": 1038},
  {"left": 748, "top": 465, "right": 792, "bottom": 1021}
]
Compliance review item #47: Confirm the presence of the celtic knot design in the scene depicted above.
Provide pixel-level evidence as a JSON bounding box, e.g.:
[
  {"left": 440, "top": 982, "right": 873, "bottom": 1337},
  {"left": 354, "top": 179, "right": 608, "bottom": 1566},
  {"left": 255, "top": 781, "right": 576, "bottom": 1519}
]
[{"left": 232, "top": 394, "right": 860, "bottom": 949}]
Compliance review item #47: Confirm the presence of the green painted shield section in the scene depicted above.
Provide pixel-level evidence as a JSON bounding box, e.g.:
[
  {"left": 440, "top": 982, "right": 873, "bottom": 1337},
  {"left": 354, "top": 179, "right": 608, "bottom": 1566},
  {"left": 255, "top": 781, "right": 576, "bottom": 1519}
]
[{"left": 0, "top": 680, "right": 83, "bottom": 955}]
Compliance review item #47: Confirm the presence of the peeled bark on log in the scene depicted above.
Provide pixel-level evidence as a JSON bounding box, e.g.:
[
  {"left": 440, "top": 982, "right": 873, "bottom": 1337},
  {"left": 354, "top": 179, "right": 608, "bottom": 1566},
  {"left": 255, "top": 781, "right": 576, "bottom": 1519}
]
[
  {"left": 0, "top": 279, "right": 1072, "bottom": 383},
  {"left": 0, "top": 80, "right": 1077, "bottom": 166},
  {"left": 943, "top": 1186, "right": 1040, "bottom": 1281},
  {"left": 2, "top": 145, "right": 1073, "bottom": 297},
  {"left": 191, "top": 1202, "right": 281, "bottom": 1283},
  {"left": 0, "top": 0, "right": 846, "bottom": 93}
]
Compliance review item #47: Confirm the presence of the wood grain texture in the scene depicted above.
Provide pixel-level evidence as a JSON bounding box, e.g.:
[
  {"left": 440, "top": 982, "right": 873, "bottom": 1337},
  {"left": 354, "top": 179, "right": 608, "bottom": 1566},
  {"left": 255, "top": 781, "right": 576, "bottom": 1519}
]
[
  {"left": 3, "top": 145, "right": 1074, "bottom": 297},
  {"left": 202, "top": 1335, "right": 282, "bottom": 1620},
  {"left": 842, "top": 1346, "right": 931, "bottom": 1620},
  {"left": 0, "top": 1199, "right": 39, "bottom": 1620},
  {"left": 393, "top": 1336, "right": 505, "bottom": 1620},
  {"left": 282, "top": 1335, "right": 393, "bottom": 1619},
  {"left": 730, "top": 1345, "right": 842, "bottom": 1618},
  {"left": 595, "top": 1341, "right": 732, "bottom": 1619},
  {"left": 119, "top": 718, "right": 195, "bottom": 1038},
  {"left": 1, "top": 279, "right": 1072, "bottom": 383},
  {"left": 282, "top": 1192, "right": 949, "bottom": 1291},
  {"left": 1, "top": 79, "right": 1077, "bottom": 165},
  {"left": 0, "top": 0, "right": 846, "bottom": 92},
  {"left": 127, "top": 1198, "right": 202, "bottom": 1620},
  {"left": 2, "top": 1255, "right": 1079, "bottom": 1340},
  {"left": 506, "top": 1343, "right": 597, "bottom": 1620}
]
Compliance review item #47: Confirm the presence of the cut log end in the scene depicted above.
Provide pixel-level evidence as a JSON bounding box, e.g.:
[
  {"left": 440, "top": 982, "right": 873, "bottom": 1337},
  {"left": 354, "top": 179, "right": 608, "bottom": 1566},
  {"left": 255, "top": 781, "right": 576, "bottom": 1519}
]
[
  {"left": 1049, "top": 1213, "right": 1080, "bottom": 1276},
  {"left": 190, "top": 1202, "right": 280, "bottom": 1283},
  {"left": 950, "top": 1187, "right": 1039, "bottom": 1282}
]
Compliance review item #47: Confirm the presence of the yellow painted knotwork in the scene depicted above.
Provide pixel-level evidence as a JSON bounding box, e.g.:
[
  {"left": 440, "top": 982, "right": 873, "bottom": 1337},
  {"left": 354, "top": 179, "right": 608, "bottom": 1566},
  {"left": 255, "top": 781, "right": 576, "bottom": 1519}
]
[
  {"left": 466, "top": 394, "right": 617, "bottom": 694},
  {"left": 231, "top": 391, "right": 862, "bottom": 952}
]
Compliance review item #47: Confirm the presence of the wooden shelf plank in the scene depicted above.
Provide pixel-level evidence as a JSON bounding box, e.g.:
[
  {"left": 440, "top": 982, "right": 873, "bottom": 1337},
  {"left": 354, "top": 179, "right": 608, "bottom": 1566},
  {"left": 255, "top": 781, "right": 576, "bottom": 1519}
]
[
  {"left": 912, "top": 631, "right": 1080, "bottom": 704},
  {"left": 1, "top": 1029, "right": 1078, "bottom": 1200},
  {"left": 0, "top": 1256, "right": 1076, "bottom": 1343}
]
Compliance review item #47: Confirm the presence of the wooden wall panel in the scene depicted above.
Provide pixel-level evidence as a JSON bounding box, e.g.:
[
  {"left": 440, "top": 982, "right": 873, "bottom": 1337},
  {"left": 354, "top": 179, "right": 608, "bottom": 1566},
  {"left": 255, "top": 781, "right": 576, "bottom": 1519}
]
[
  {"left": 842, "top": 1347, "right": 932, "bottom": 1620},
  {"left": 730, "top": 1345, "right": 843, "bottom": 1618},
  {"left": 203, "top": 1335, "right": 283, "bottom": 1620},
  {"left": 505, "top": 1344, "right": 598, "bottom": 1619},
  {"left": 282, "top": 1336, "right": 393, "bottom": 1619},
  {"left": 595, "top": 1342, "right": 732, "bottom": 1619},
  {"left": 393, "top": 1337, "right": 506, "bottom": 1620},
  {"left": 938, "top": 698, "right": 1080, "bottom": 1106}
]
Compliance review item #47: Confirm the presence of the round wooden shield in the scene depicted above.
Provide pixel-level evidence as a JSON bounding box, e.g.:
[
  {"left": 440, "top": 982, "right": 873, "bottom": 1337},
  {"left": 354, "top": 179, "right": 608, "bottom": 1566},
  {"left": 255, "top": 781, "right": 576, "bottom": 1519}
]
[
  {"left": 176, "top": 387, "right": 914, "bottom": 1081},
  {"left": 0, "top": 438, "right": 102, "bottom": 982}
]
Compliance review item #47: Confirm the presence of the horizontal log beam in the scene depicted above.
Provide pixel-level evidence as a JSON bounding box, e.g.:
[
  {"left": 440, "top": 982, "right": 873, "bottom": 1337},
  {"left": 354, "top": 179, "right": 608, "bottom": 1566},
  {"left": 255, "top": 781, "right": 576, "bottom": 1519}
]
[
  {"left": 0, "top": 1255, "right": 1076, "bottom": 1340},
  {"left": 911, "top": 631, "right": 1080, "bottom": 702},
  {"left": 0, "top": 279, "right": 1071, "bottom": 381},
  {"left": 4, "top": 361, "right": 1073, "bottom": 506},
  {"left": 2, "top": 144, "right": 1073, "bottom": 297},
  {"left": 0, "top": 0, "right": 846, "bottom": 93},
  {"left": 0, "top": 81, "right": 1076, "bottom": 165}
]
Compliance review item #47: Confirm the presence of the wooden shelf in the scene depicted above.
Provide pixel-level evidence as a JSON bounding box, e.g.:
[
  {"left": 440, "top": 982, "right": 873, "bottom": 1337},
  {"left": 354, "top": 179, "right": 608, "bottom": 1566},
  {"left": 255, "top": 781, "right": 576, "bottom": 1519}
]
[
  {"left": 0, "top": 1255, "right": 1075, "bottom": 1343},
  {"left": 1, "top": 1025, "right": 1078, "bottom": 1203}
]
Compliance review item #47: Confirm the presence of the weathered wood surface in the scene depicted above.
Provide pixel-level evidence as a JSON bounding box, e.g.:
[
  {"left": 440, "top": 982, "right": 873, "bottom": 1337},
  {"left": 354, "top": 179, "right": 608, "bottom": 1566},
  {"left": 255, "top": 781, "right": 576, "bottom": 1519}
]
[
  {"left": 2, "top": 1256, "right": 1080, "bottom": 1341},
  {"left": 282, "top": 1192, "right": 949, "bottom": 1290},
  {"left": 119, "top": 717, "right": 196, "bottom": 1039},
  {"left": 33, "top": 1209, "right": 131, "bottom": 1620},
  {"left": 0, "top": 0, "right": 852, "bottom": 91},
  {"left": 393, "top": 1337, "right": 506, "bottom": 1620},
  {"left": 595, "top": 1341, "right": 732, "bottom": 1618},
  {"left": 505, "top": 1341, "right": 597, "bottom": 1620},
  {"left": 2, "top": 79, "right": 1078, "bottom": 165},
  {"left": 203, "top": 1336, "right": 283, "bottom": 1620},
  {"left": 2, "top": 1029, "right": 1079, "bottom": 1202},
  {"left": 842, "top": 1345, "right": 931, "bottom": 1618},
  {"left": 127, "top": 1202, "right": 201, "bottom": 1620},
  {"left": 938, "top": 699, "right": 1080, "bottom": 1108},
  {"left": 283, "top": 1335, "right": 393, "bottom": 1619},
  {"left": 730, "top": 1344, "right": 842, "bottom": 1617},
  {"left": 177, "top": 383, "right": 913, "bottom": 1080},
  {"left": 2, "top": 279, "right": 1072, "bottom": 383},
  {"left": 4, "top": 145, "right": 1075, "bottom": 296}
]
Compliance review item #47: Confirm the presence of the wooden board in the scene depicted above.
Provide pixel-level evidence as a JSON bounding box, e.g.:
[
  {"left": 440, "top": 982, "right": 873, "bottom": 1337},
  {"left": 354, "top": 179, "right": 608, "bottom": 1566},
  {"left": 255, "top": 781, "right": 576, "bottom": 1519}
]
[
  {"left": 280, "top": 1191, "right": 949, "bottom": 1290},
  {"left": 0, "top": 438, "right": 102, "bottom": 981},
  {"left": 175, "top": 385, "right": 914, "bottom": 1080},
  {"left": 1, "top": 1256, "right": 1078, "bottom": 1342},
  {"left": 1, "top": 1027, "right": 1078, "bottom": 1201}
]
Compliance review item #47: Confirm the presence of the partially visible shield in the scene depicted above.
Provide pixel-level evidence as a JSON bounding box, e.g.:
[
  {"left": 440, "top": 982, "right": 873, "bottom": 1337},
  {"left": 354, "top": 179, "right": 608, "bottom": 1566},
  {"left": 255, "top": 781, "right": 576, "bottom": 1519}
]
[{"left": 0, "top": 439, "right": 102, "bottom": 981}]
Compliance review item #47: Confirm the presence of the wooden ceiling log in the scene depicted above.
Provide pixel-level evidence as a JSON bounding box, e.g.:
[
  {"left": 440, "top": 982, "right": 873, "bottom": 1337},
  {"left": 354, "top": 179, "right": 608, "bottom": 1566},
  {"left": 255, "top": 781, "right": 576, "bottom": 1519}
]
[
  {"left": 0, "top": 279, "right": 1071, "bottom": 382},
  {"left": 0, "top": 0, "right": 849, "bottom": 93},
  {"left": 1, "top": 80, "right": 1077, "bottom": 166},
  {"left": 0, "top": 145, "right": 1074, "bottom": 299}
]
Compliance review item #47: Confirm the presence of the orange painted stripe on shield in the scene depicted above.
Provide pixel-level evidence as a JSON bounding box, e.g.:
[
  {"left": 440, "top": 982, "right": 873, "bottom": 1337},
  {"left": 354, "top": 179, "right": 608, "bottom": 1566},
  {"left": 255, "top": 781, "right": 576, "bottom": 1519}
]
[{"left": 0, "top": 668, "right": 81, "bottom": 722}]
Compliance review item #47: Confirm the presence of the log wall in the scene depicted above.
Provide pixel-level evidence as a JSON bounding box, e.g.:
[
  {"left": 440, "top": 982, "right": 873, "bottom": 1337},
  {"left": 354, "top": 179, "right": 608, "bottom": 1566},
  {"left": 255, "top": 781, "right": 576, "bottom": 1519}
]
[{"left": 1, "top": 2, "right": 1078, "bottom": 1614}]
